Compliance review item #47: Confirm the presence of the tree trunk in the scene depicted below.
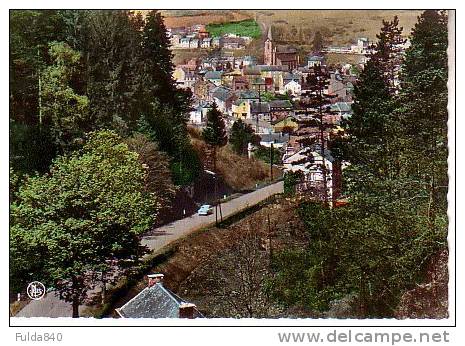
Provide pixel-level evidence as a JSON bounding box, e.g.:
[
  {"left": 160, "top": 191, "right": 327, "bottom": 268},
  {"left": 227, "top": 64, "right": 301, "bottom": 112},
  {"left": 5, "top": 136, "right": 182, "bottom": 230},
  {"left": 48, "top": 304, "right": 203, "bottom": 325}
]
[
  {"left": 72, "top": 298, "right": 79, "bottom": 318},
  {"left": 213, "top": 146, "right": 217, "bottom": 172},
  {"left": 71, "top": 276, "right": 80, "bottom": 318},
  {"left": 318, "top": 91, "right": 329, "bottom": 207}
]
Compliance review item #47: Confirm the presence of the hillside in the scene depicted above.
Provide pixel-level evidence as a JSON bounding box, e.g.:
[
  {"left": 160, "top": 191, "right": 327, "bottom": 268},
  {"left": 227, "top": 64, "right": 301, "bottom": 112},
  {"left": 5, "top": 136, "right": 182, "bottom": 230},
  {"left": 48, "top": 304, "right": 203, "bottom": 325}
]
[
  {"left": 160, "top": 9, "right": 421, "bottom": 44},
  {"left": 159, "top": 10, "right": 252, "bottom": 28},
  {"left": 249, "top": 10, "right": 421, "bottom": 45},
  {"left": 188, "top": 126, "right": 282, "bottom": 191}
]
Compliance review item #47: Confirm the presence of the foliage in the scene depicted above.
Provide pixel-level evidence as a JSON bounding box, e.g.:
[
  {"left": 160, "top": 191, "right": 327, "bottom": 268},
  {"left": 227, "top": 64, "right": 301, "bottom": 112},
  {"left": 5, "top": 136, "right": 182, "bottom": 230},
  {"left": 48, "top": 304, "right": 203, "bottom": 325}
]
[
  {"left": 10, "top": 130, "right": 156, "bottom": 316},
  {"left": 203, "top": 103, "right": 228, "bottom": 148},
  {"left": 341, "top": 57, "right": 394, "bottom": 177},
  {"left": 260, "top": 91, "right": 292, "bottom": 102},
  {"left": 254, "top": 145, "right": 283, "bottom": 165},
  {"left": 9, "top": 10, "right": 68, "bottom": 124},
  {"left": 189, "top": 224, "right": 280, "bottom": 318},
  {"left": 203, "top": 103, "right": 227, "bottom": 171},
  {"left": 138, "top": 102, "right": 201, "bottom": 186},
  {"left": 372, "top": 15, "right": 406, "bottom": 93},
  {"left": 300, "top": 65, "right": 336, "bottom": 204},
  {"left": 10, "top": 10, "right": 198, "bottom": 181},
  {"left": 398, "top": 10, "right": 449, "bottom": 217},
  {"left": 9, "top": 10, "right": 69, "bottom": 173},
  {"left": 82, "top": 10, "right": 143, "bottom": 133},
  {"left": 229, "top": 119, "right": 259, "bottom": 155},
  {"left": 283, "top": 171, "right": 304, "bottom": 195},
  {"left": 125, "top": 133, "right": 177, "bottom": 207},
  {"left": 206, "top": 19, "right": 261, "bottom": 39},
  {"left": 41, "top": 41, "right": 89, "bottom": 151},
  {"left": 271, "top": 198, "right": 446, "bottom": 316},
  {"left": 9, "top": 121, "right": 58, "bottom": 174}
]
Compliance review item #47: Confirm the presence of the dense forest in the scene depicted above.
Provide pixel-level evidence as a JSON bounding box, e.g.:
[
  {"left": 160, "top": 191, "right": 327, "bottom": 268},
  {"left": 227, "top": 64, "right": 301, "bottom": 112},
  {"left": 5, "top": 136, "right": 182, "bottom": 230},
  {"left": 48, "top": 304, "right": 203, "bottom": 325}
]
[
  {"left": 10, "top": 10, "right": 199, "bottom": 184},
  {"left": 9, "top": 10, "right": 202, "bottom": 316}
]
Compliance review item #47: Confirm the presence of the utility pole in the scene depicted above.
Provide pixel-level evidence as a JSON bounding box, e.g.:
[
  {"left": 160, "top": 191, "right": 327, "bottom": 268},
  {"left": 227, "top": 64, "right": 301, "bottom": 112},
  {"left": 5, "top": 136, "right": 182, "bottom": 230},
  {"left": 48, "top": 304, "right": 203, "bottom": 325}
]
[
  {"left": 256, "top": 82, "right": 263, "bottom": 133},
  {"left": 218, "top": 174, "right": 223, "bottom": 223},
  {"left": 214, "top": 174, "right": 218, "bottom": 225},
  {"left": 270, "top": 142, "right": 274, "bottom": 181}
]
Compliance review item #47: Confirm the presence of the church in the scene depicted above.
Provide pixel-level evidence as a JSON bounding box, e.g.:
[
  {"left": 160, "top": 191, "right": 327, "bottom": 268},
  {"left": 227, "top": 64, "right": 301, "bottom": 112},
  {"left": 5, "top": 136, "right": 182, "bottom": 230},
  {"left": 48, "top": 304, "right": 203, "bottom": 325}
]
[{"left": 263, "top": 27, "right": 300, "bottom": 70}]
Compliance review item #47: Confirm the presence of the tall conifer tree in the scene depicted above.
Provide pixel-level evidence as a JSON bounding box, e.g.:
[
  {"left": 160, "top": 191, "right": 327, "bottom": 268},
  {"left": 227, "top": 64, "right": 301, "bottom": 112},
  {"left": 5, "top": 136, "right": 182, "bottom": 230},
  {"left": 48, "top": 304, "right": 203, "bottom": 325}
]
[{"left": 399, "top": 10, "right": 449, "bottom": 219}]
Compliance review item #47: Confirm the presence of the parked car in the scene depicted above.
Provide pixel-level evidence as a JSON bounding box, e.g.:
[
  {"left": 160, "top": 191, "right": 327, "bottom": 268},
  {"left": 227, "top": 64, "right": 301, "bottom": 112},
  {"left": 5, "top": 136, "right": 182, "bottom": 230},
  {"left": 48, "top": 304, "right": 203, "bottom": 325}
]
[{"left": 197, "top": 204, "right": 213, "bottom": 216}]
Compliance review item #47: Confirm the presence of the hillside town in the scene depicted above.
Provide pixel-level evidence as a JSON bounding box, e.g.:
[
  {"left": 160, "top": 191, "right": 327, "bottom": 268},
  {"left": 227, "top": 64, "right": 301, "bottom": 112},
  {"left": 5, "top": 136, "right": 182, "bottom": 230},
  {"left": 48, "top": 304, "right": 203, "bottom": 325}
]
[{"left": 171, "top": 25, "right": 394, "bottom": 202}]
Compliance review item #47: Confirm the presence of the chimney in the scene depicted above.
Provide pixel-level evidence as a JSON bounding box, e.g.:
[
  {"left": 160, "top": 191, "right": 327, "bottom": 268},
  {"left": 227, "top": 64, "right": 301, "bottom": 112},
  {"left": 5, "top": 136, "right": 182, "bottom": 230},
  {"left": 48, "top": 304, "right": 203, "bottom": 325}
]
[
  {"left": 179, "top": 303, "right": 197, "bottom": 319},
  {"left": 147, "top": 273, "right": 164, "bottom": 287}
]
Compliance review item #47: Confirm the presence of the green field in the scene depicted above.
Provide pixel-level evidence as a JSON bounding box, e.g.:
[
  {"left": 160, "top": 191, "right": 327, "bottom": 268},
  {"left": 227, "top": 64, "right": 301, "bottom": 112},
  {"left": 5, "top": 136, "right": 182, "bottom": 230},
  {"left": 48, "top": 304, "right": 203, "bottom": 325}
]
[{"left": 206, "top": 19, "right": 262, "bottom": 38}]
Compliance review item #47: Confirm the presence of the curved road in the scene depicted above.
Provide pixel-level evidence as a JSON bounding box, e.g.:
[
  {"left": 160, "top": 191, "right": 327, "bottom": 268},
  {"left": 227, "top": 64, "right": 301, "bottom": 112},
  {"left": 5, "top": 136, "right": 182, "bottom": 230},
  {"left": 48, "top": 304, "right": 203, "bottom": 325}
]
[
  {"left": 14, "top": 181, "right": 283, "bottom": 318},
  {"left": 141, "top": 181, "right": 283, "bottom": 252}
]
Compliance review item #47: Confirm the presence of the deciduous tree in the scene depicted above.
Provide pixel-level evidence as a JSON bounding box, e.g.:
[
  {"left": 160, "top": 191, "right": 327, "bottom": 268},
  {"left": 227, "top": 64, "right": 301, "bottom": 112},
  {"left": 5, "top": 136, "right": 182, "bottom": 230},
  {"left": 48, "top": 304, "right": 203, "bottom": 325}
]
[{"left": 10, "top": 130, "right": 156, "bottom": 317}]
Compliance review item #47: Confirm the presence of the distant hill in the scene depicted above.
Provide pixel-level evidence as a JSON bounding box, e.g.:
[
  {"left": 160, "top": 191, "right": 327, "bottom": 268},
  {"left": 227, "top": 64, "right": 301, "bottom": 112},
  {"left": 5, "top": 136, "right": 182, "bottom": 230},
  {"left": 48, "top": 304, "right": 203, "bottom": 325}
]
[
  {"left": 159, "top": 10, "right": 252, "bottom": 28},
  {"left": 246, "top": 10, "right": 422, "bottom": 45},
  {"left": 159, "top": 9, "right": 422, "bottom": 45}
]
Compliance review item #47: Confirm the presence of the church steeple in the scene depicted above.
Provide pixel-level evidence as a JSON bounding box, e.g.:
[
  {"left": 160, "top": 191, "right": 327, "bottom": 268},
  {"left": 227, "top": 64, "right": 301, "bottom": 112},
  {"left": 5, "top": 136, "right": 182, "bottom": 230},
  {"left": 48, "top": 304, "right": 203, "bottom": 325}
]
[
  {"left": 267, "top": 26, "right": 273, "bottom": 41},
  {"left": 264, "top": 26, "right": 274, "bottom": 65}
]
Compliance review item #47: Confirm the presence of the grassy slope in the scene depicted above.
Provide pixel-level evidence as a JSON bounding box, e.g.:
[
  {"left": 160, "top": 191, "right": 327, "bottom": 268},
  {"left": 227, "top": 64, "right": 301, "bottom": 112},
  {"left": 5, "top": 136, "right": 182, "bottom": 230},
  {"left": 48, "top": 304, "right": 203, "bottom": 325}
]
[
  {"left": 206, "top": 19, "right": 262, "bottom": 38},
  {"left": 249, "top": 10, "right": 421, "bottom": 45}
]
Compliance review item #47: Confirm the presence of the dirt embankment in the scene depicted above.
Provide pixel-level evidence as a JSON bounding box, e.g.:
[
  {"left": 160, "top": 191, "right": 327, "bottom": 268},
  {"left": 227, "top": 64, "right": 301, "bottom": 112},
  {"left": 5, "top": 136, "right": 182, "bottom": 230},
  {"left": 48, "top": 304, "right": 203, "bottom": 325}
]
[
  {"left": 109, "top": 195, "right": 307, "bottom": 317},
  {"left": 188, "top": 127, "right": 282, "bottom": 192}
]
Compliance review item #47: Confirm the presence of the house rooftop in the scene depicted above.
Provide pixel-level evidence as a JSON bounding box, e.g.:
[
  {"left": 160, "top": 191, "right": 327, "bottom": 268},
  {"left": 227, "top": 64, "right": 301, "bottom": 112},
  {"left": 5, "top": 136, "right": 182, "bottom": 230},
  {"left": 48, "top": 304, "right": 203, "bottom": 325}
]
[
  {"left": 259, "top": 133, "right": 290, "bottom": 144},
  {"left": 204, "top": 71, "right": 223, "bottom": 80},
  {"left": 237, "top": 90, "right": 259, "bottom": 99},
  {"left": 115, "top": 283, "right": 202, "bottom": 319},
  {"left": 251, "top": 102, "right": 271, "bottom": 113},
  {"left": 211, "top": 86, "right": 234, "bottom": 102},
  {"left": 269, "top": 99, "right": 293, "bottom": 109},
  {"left": 283, "top": 72, "right": 301, "bottom": 81},
  {"left": 256, "top": 65, "right": 286, "bottom": 72},
  {"left": 243, "top": 67, "right": 261, "bottom": 75},
  {"left": 330, "top": 102, "right": 352, "bottom": 114},
  {"left": 307, "top": 55, "right": 325, "bottom": 62}
]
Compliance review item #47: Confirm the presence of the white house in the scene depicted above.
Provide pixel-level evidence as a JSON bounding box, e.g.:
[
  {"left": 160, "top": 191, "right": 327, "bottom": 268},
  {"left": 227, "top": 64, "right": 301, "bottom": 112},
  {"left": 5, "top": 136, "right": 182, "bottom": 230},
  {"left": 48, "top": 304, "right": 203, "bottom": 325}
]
[
  {"left": 307, "top": 55, "right": 325, "bottom": 68},
  {"left": 259, "top": 133, "right": 290, "bottom": 149},
  {"left": 179, "top": 37, "right": 191, "bottom": 48},
  {"left": 284, "top": 79, "right": 302, "bottom": 96},
  {"left": 201, "top": 37, "right": 212, "bottom": 48},
  {"left": 189, "top": 38, "right": 200, "bottom": 49},
  {"left": 282, "top": 145, "right": 337, "bottom": 200},
  {"left": 189, "top": 102, "right": 212, "bottom": 125}
]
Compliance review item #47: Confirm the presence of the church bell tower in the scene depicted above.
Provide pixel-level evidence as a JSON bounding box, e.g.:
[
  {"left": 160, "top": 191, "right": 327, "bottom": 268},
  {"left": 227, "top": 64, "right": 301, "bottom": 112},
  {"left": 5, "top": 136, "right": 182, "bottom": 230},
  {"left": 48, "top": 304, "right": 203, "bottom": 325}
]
[{"left": 264, "top": 26, "right": 274, "bottom": 65}]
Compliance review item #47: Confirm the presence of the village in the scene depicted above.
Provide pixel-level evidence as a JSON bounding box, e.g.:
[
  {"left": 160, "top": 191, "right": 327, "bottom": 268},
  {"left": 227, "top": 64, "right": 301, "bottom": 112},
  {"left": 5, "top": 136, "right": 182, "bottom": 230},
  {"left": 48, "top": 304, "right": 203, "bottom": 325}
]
[{"left": 170, "top": 23, "right": 387, "bottom": 202}]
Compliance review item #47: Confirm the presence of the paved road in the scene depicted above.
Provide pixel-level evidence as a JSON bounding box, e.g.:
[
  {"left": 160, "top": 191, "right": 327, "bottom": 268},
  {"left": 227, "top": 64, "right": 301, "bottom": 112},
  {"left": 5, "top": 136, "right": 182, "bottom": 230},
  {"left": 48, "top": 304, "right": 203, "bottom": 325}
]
[
  {"left": 14, "top": 181, "right": 283, "bottom": 318},
  {"left": 141, "top": 181, "right": 283, "bottom": 252}
]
